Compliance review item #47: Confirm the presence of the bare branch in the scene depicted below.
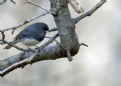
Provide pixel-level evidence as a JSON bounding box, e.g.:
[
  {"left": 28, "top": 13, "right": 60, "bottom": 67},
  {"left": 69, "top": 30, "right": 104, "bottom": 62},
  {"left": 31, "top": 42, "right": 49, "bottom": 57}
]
[
  {"left": 0, "top": 44, "right": 62, "bottom": 77},
  {"left": 73, "top": 0, "right": 106, "bottom": 24}
]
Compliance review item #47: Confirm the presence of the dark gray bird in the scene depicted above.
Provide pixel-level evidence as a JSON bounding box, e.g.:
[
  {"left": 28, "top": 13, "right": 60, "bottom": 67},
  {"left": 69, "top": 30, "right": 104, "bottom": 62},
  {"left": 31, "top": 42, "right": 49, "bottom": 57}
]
[{"left": 4, "top": 22, "right": 49, "bottom": 49}]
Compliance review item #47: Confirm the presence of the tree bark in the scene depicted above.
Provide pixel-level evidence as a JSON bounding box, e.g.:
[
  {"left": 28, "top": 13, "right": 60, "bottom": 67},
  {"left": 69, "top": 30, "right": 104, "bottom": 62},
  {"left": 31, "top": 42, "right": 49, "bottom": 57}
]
[{"left": 50, "top": 0, "right": 80, "bottom": 57}]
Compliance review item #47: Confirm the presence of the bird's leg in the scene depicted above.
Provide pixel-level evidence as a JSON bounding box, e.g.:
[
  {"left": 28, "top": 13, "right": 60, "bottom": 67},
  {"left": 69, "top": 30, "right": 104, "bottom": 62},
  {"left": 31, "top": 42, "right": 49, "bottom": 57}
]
[
  {"left": 27, "top": 46, "right": 31, "bottom": 51},
  {"left": 35, "top": 45, "right": 39, "bottom": 49},
  {"left": 26, "top": 46, "right": 35, "bottom": 52},
  {"left": 28, "top": 47, "right": 40, "bottom": 64},
  {"left": 35, "top": 45, "right": 41, "bottom": 52}
]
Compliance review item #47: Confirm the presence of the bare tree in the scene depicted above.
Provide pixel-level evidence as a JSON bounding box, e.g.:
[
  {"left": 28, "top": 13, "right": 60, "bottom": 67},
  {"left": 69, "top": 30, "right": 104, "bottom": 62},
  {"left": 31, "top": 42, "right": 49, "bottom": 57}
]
[{"left": 0, "top": 0, "right": 106, "bottom": 77}]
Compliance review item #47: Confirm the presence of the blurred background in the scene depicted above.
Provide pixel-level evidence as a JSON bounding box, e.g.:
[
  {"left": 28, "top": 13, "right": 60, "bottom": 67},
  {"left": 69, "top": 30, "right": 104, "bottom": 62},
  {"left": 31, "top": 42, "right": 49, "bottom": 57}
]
[{"left": 0, "top": 0, "right": 120, "bottom": 86}]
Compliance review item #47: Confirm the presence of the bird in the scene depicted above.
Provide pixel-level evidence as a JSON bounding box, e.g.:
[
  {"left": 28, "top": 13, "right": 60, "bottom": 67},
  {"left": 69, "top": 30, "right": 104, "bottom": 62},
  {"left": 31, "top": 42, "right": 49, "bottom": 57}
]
[{"left": 4, "top": 22, "right": 49, "bottom": 49}]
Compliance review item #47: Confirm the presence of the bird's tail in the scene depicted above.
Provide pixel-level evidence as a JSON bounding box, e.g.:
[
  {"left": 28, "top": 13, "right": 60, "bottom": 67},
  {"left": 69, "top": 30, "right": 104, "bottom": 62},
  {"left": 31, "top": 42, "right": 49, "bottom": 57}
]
[{"left": 4, "top": 40, "right": 18, "bottom": 49}]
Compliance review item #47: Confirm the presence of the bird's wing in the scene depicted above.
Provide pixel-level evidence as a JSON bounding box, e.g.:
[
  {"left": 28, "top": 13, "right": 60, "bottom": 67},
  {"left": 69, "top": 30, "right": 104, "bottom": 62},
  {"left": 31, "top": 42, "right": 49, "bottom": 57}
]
[
  {"left": 14, "top": 28, "right": 31, "bottom": 40},
  {"left": 34, "top": 30, "right": 46, "bottom": 41}
]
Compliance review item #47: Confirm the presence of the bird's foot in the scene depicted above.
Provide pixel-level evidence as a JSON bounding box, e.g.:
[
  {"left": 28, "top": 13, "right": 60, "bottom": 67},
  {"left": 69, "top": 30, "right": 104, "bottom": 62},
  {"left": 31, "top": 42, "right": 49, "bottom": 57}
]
[
  {"left": 28, "top": 48, "right": 40, "bottom": 64},
  {"left": 35, "top": 46, "right": 41, "bottom": 52}
]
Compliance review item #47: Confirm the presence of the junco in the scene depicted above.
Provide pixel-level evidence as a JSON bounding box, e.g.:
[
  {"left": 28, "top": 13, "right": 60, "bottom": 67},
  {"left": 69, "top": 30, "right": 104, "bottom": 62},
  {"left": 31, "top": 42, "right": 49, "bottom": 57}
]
[{"left": 4, "top": 22, "right": 49, "bottom": 49}]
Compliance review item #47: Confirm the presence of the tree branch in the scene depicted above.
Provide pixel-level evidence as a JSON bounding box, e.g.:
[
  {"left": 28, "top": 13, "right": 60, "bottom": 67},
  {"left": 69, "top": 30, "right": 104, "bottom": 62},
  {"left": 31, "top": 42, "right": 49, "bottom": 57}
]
[
  {"left": 0, "top": 44, "right": 62, "bottom": 77},
  {"left": 73, "top": 0, "right": 106, "bottom": 24},
  {"left": 0, "top": 41, "right": 87, "bottom": 77}
]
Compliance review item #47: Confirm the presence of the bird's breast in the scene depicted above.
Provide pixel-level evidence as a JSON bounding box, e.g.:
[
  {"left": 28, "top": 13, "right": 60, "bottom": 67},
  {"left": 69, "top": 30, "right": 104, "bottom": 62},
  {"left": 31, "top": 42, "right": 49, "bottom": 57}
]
[{"left": 20, "top": 38, "right": 40, "bottom": 46}]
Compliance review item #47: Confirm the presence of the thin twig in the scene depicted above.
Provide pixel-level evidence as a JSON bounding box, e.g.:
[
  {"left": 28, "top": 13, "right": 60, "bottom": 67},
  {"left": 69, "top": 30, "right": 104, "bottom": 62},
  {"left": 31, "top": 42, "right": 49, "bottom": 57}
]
[
  {"left": 0, "top": 39, "right": 27, "bottom": 52},
  {"left": 80, "top": 43, "right": 88, "bottom": 47},
  {"left": 67, "top": 50, "right": 73, "bottom": 61},
  {"left": 1, "top": 32, "right": 5, "bottom": 41},
  {"left": 26, "top": 0, "right": 51, "bottom": 13},
  {"left": 0, "top": 30, "right": 5, "bottom": 41},
  {"left": 11, "top": 12, "right": 49, "bottom": 34}
]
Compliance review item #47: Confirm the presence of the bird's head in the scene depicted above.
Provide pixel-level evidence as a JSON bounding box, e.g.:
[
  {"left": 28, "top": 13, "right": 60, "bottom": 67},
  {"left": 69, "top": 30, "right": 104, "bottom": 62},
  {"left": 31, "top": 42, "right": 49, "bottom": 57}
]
[
  {"left": 32, "top": 22, "right": 49, "bottom": 32},
  {"left": 40, "top": 22, "right": 49, "bottom": 32}
]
